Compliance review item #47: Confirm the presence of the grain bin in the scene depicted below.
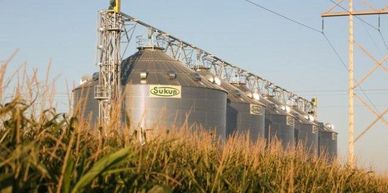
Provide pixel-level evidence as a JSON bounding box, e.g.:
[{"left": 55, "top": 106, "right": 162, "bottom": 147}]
[
  {"left": 120, "top": 46, "right": 227, "bottom": 139},
  {"left": 72, "top": 74, "right": 99, "bottom": 126},
  {"left": 262, "top": 96, "right": 296, "bottom": 149},
  {"left": 294, "top": 115, "right": 319, "bottom": 156},
  {"left": 317, "top": 122, "right": 338, "bottom": 159},
  {"left": 195, "top": 67, "right": 265, "bottom": 143},
  {"left": 231, "top": 84, "right": 295, "bottom": 148},
  {"left": 73, "top": 46, "right": 228, "bottom": 140}
]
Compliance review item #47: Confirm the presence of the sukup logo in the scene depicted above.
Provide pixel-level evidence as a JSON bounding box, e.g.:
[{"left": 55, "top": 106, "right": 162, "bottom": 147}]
[
  {"left": 149, "top": 85, "right": 181, "bottom": 98},
  {"left": 250, "top": 104, "right": 263, "bottom": 115},
  {"left": 150, "top": 87, "right": 179, "bottom": 96}
]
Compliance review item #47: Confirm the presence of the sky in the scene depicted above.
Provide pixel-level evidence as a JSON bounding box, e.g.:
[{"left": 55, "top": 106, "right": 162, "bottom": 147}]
[{"left": 1, "top": 0, "right": 387, "bottom": 173}]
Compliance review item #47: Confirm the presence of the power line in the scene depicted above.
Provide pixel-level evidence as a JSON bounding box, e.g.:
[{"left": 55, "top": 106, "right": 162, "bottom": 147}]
[
  {"left": 243, "top": 0, "right": 323, "bottom": 34},
  {"left": 321, "top": 33, "right": 384, "bottom": 112},
  {"left": 328, "top": 0, "right": 380, "bottom": 30},
  {"left": 378, "top": 30, "right": 388, "bottom": 50},
  {"left": 358, "top": 86, "right": 381, "bottom": 110},
  {"left": 241, "top": 0, "right": 349, "bottom": 71},
  {"left": 360, "top": 21, "right": 384, "bottom": 55},
  {"left": 328, "top": 0, "right": 388, "bottom": 50},
  {"left": 319, "top": 104, "right": 387, "bottom": 109},
  {"left": 243, "top": 0, "right": 388, "bottom": 67},
  {"left": 322, "top": 33, "right": 348, "bottom": 70},
  {"left": 242, "top": 0, "right": 387, "bottom": 112},
  {"left": 295, "top": 88, "right": 388, "bottom": 93},
  {"left": 377, "top": 11, "right": 388, "bottom": 50},
  {"left": 241, "top": 0, "right": 349, "bottom": 70}
]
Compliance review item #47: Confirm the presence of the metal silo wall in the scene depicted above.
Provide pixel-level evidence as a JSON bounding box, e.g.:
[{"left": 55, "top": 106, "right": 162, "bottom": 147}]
[
  {"left": 226, "top": 102, "right": 265, "bottom": 143},
  {"left": 226, "top": 103, "right": 238, "bottom": 137},
  {"left": 123, "top": 85, "right": 227, "bottom": 140},
  {"left": 195, "top": 71, "right": 266, "bottom": 143},
  {"left": 330, "top": 131, "right": 338, "bottom": 158},
  {"left": 295, "top": 121, "right": 319, "bottom": 156},
  {"left": 72, "top": 83, "right": 99, "bottom": 126},
  {"left": 318, "top": 129, "right": 338, "bottom": 160},
  {"left": 264, "top": 115, "right": 272, "bottom": 144},
  {"left": 266, "top": 114, "right": 295, "bottom": 149}
]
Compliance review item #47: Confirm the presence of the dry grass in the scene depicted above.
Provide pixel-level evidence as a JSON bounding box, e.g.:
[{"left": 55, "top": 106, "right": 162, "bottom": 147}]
[{"left": 1, "top": 54, "right": 388, "bottom": 193}]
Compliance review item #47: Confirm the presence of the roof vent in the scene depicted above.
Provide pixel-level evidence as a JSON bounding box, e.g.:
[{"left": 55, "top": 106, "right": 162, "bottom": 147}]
[
  {"left": 193, "top": 73, "right": 201, "bottom": 81},
  {"left": 92, "top": 72, "right": 99, "bottom": 81},
  {"left": 205, "top": 74, "right": 214, "bottom": 83},
  {"left": 80, "top": 74, "right": 92, "bottom": 85},
  {"left": 167, "top": 71, "right": 177, "bottom": 80},
  {"left": 253, "top": 92, "right": 261, "bottom": 101},
  {"left": 214, "top": 77, "right": 221, "bottom": 85},
  {"left": 140, "top": 71, "right": 148, "bottom": 80},
  {"left": 234, "top": 90, "right": 241, "bottom": 97},
  {"left": 325, "top": 123, "right": 335, "bottom": 130},
  {"left": 138, "top": 46, "right": 164, "bottom": 51},
  {"left": 307, "top": 114, "right": 315, "bottom": 122},
  {"left": 281, "top": 105, "right": 291, "bottom": 113},
  {"left": 140, "top": 71, "right": 148, "bottom": 84}
]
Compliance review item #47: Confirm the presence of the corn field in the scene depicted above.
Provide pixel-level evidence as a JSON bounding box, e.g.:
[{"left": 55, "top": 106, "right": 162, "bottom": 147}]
[{"left": 1, "top": 55, "right": 388, "bottom": 193}]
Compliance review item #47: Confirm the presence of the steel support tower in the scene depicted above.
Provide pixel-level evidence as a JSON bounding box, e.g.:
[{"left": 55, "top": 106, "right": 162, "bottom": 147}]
[{"left": 95, "top": 1, "right": 123, "bottom": 126}]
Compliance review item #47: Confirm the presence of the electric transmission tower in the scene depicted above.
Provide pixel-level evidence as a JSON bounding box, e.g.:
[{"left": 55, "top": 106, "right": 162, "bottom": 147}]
[{"left": 321, "top": 0, "right": 388, "bottom": 167}]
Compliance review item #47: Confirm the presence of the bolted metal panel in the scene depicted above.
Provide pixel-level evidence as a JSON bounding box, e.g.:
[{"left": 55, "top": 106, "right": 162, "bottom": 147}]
[
  {"left": 295, "top": 120, "right": 319, "bottom": 156},
  {"left": 317, "top": 122, "right": 338, "bottom": 160}
]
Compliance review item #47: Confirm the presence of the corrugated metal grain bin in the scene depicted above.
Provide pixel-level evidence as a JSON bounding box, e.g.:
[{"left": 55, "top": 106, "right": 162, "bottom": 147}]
[
  {"left": 227, "top": 82, "right": 265, "bottom": 142},
  {"left": 194, "top": 68, "right": 265, "bottom": 143},
  {"left": 263, "top": 97, "right": 296, "bottom": 149},
  {"left": 73, "top": 46, "right": 228, "bottom": 140},
  {"left": 72, "top": 75, "right": 99, "bottom": 126},
  {"left": 317, "top": 122, "right": 338, "bottom": 160},
  {"left": 294, "top": 117, "right": 319, "bottom": 156},
  {"left": 232, "top": 84, "right": 295, "bottom": 148}
]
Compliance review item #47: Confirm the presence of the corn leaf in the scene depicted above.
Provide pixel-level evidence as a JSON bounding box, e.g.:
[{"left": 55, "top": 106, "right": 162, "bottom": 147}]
[{"left": 71, "top": 147, "right": 132, "bottom": 193}]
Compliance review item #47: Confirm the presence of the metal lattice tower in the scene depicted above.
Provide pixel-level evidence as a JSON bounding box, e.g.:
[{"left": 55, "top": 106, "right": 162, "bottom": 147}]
[
  {"left": 322, "top": 0, "right": 388, "bottom": 167},
  {"left": 95, "top": 2, "right": 123, "bottom": 126}
]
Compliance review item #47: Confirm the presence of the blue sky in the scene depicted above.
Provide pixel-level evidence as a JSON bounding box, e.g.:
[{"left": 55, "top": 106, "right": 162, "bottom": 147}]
[{"left": 1, "top": 0, "right": 387, "bottom": 173}]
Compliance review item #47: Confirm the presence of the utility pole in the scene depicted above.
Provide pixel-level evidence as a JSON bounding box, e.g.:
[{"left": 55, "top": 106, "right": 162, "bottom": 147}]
[
  {"left": 95, "top": 0, "right": 123, "bottom": 127},
  {"left": 322, "top": 0, "right": 388, "bottom": 168},
  {"left": 348, "top": 0, "right": 355, "bottom": 169}
]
